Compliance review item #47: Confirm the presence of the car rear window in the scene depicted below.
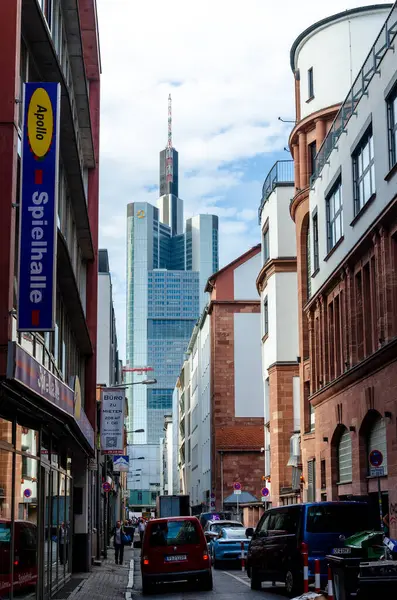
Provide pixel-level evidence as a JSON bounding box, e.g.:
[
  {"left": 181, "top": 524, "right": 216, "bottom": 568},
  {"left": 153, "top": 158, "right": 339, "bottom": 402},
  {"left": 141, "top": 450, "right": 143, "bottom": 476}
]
[
  {"left": 223, "top": 528, "right": 246, "bottom": 539},
  {"left": 306, "top": 504, "right": 369, "bottom": 534},
  {"left": 149, "top": 520, "right": 200, "bottom": 547},
  {"left": 0, "top": 523, "right": 11, "bottom": 544}
]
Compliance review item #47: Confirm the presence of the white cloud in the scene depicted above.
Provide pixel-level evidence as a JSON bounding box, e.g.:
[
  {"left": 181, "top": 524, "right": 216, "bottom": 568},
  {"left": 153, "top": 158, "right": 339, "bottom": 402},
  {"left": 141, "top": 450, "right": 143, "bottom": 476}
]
[{"left": 97, "top": 0, "right": 387, "bottom": 356}]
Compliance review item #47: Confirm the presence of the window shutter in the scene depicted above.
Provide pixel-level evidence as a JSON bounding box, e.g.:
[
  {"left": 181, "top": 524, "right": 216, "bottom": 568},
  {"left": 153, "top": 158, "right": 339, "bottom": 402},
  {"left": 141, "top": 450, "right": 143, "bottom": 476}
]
[
  {"left": 338, "top": 429, "right": 353, "bottom": 483},
  {"left": 307, "top": 459, "right": 315, "bottom": 502},
  {"left": 368, "top": 417, "right": 388, "bottom": 475}
]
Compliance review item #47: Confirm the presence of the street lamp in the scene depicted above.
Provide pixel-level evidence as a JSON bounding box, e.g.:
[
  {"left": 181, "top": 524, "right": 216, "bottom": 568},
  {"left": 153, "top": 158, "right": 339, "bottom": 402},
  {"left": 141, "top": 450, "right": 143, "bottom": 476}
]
[
  {"left": 126, "top": 428, "right": 145, "bottom": 434},
  {"left": 118, "top": 379, "right": 157, "bottom": 388}
]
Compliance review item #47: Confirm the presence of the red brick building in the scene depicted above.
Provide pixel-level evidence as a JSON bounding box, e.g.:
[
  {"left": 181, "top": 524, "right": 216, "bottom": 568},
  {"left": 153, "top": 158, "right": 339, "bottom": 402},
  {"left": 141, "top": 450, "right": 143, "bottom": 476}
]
[
  {"left": 289, "top": 4, "right": 397, "bottom": 531},
  {"left": 205, "top": 245, "right": 265, "bottom": 512}
]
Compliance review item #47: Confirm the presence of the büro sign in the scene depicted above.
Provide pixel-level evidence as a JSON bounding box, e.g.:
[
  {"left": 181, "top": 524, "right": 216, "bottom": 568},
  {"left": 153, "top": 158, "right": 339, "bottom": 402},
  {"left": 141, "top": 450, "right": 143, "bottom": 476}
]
[
  {"left": 18, "top": 82, "right": 60, "bottom": 332},
  {"left": 100, "top": 388, "right": 126, "bottom": 454}
]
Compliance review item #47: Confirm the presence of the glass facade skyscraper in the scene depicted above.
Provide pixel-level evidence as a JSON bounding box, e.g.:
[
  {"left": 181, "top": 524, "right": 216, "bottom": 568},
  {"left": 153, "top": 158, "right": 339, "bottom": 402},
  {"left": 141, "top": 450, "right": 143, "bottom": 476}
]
[{"left": 126, "top": 188, "right": 218, "bottom": 505}]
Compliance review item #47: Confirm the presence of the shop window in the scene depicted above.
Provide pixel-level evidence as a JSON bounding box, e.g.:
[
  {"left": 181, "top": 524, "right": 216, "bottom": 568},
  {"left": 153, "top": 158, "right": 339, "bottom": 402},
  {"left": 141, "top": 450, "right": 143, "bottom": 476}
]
[
  {"left": 326, "top": 178, "right": 343, "bottom": 252},
  {"left": 368, "top": 416, "right": 388, "bottom": 476},
  {"left": 338, "top": 428, "right": 353, "bottom": 483}
]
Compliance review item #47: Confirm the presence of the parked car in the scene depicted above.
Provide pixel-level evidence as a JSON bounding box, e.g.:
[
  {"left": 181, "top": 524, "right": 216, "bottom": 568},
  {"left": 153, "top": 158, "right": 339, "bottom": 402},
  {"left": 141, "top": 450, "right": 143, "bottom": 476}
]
[
  {"left": 210, "top": 527, "right": 250, "bottom": 568},
  {"left": 0, "top": 519, "right": 38, "bottom": 594},
  {"left": 141, "top": 516, "right": 213, "bottom": 595},
  {"left": 204, "top": 519, "right": 243, "bottom": 534},
  {"left": 198, "top": 511, "right": 232, "bottom": 529},
  {"left": 246, "top": 502, "right": 370, "bottom": 597}
]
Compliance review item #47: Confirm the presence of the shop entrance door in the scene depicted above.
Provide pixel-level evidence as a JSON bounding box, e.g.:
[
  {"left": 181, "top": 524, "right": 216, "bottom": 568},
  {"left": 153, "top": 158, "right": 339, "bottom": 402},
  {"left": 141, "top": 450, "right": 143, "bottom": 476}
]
[{"left": 37, "top": 464, "right": 51, "bottom": 600}]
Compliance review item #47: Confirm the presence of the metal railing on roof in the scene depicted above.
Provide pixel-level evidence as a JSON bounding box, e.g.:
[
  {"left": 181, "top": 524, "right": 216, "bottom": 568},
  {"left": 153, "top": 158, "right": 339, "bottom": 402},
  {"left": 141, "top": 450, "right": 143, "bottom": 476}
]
[
  {"left": 258, "top": 160, "right": 294, "bottom": 222},
  {"left": 312, "top": 2, "right": 397, "bottom": 184}
]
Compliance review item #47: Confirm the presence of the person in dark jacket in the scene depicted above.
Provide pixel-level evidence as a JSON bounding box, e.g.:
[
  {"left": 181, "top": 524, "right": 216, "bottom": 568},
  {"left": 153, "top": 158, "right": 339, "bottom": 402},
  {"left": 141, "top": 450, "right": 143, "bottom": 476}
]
[{"left": 112, "top": 520, "right": 125, "bottom": 565}]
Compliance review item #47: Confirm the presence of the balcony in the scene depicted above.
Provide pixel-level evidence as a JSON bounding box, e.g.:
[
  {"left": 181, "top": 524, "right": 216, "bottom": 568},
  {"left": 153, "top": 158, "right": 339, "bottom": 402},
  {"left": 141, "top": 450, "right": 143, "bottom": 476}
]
[
  {"left": 258, "top": 160, "right": 294, "bottom": 221},
  {"left": 312, "top": 3, "right": 397, "bottom": 183}
]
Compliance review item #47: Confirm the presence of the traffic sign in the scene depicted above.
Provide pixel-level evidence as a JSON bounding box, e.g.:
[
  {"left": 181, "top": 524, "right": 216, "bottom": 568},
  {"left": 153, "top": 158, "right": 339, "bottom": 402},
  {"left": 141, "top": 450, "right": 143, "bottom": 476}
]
[
  {"left": 369, "top": 449, "right": 383, "bottom": 468},
  {"left": 233, "top": 482, "right": 241, "bottom": 491},
  {"left": 261, "top": 487, "right": 269, "bottom": 497},
  {"left": 102, "top": 482, "right": 111, "bottom": 493},
  {"left": 24, "top": 489, "right": 32, "bottom": 498}
]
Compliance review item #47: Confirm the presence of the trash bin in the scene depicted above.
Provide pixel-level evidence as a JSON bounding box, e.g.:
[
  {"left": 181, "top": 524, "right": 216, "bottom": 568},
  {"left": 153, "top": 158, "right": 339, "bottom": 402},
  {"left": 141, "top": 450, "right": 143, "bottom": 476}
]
[
  {"left": 344, "top": 531, "right": 384, "bottom": 560},
  {"left": 327, "top": 555, "right": 362, "bottom": 600},
  {"left": 358, "top": 560, "right": 397, "bottom": 600}
]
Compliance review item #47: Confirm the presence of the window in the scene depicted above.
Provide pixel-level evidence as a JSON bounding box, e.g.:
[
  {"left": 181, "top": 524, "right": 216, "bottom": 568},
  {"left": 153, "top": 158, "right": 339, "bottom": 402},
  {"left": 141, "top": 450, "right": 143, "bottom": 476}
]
[
  {"left": 308, "top": 67, "right": 314, "bottom": 99},
  {"left": 312, "top": 213, "right": 319, "bottom": 272},
  {"left": 307, "top": 459, "right": 315, "bottom": 502},
  {"left": 309, "top": 141, "right": 317, "bottom": 176},
  {"left": 353, "top": 127, "right": 375, "bottom": 214},
  {"left": 326, "top": 179, "right": 343, "bottom": 252},
  {"left": 306, "top": 504, "right": 369, "bottom": 534},
  {"left": 338, "top": 428, "right": 353, "bottom": 483},
  {"left": 262, "top": 228, "right": 269, "bottom": 263},
  {"left": 321, "top": 459, "right": 326, "bottom": 490},
  {"left": 387, "top": 87, "right": 397, "bottom": 168},
  {"left": 263, "top": 296, "right": 269, "bottom": 336},
  {"left": 368, "top": 416, "right": 388, "bottom": 476},
  {"left": 149, "top": 520, "right": 199, "bottom": 547}
]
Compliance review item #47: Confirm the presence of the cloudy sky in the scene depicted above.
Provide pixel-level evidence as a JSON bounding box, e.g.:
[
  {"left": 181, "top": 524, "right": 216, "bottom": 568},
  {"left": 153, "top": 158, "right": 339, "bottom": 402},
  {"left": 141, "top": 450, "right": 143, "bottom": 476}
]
[{"left": 96, "top": 0, "right": 386, "bottom": 357}]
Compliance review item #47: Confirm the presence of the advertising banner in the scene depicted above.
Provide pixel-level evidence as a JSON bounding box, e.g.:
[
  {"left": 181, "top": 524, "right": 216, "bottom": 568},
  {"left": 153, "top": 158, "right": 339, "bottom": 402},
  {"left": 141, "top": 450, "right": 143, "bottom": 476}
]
[
  {"left": 113, "top": 455, "right": 129, "bottom": 472},
  {"left": 18, "top": 82, "right": 61, "bottom": 331},
  {"left": 100, "top": 388, "right": 125, "bottom": 454}
]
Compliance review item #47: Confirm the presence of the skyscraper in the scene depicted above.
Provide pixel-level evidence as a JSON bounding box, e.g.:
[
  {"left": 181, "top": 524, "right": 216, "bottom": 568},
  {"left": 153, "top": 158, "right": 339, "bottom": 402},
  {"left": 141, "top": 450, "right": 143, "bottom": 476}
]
[{"left": 126, "top": 100, "right": 219, "bottom": 509}]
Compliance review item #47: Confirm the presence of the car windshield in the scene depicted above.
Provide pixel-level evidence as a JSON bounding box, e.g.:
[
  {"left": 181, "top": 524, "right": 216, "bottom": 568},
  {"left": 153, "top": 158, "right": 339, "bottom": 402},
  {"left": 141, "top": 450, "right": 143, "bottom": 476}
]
[
  {"left": 149, "top": 520, "right": 200, "bottom": 547},
  {"left": 306, "top": 504, "right": 370, "bottom": 534},
  {"left": 222, "top": 528, "right": 246, "bottom": 539}
]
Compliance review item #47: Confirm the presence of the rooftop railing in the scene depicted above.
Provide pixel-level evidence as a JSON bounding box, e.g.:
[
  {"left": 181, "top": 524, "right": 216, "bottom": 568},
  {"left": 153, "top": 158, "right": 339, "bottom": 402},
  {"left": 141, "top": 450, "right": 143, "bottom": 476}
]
[
  {"left": 258, "top": 160, "right": 294, "bottom": 221},
  {"left": 312, "top": 2, "right": 397, "bottom": 183}
]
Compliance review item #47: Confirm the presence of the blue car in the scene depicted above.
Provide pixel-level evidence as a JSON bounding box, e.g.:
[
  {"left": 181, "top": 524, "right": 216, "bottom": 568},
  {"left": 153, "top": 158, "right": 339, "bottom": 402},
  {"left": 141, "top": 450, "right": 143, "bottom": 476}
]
[{"left": 210, "top": 527, "right": 250, "bottom": 568}]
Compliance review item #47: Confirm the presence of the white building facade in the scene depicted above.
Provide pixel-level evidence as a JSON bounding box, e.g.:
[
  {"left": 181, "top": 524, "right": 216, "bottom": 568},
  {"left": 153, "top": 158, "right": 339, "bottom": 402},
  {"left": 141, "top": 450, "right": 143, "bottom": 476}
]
[{"left": 256, "top": 165, "right": 301, "bottom": 505}]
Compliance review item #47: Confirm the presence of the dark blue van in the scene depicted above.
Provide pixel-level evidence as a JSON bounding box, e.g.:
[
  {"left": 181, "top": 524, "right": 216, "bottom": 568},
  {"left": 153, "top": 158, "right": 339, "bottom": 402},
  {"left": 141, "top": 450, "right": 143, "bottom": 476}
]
[{"left": 246, "top": 502, "right": 369, "bottom": 597}]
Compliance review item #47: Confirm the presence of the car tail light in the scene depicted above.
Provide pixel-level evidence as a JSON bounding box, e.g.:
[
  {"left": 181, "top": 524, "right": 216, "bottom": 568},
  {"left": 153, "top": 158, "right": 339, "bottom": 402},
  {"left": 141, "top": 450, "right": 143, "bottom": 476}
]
[
  {"left": 203, "top": 552, "right": 209, "bottom": 561},
  {"left": 143, "top": 556, "right": 149, "bottom": 566},
  {"left": 301, "top": 541, "right": 309, "bottom": 555},
  {"left": 14, "top": 560, "right": 19, "bottom": 566}
]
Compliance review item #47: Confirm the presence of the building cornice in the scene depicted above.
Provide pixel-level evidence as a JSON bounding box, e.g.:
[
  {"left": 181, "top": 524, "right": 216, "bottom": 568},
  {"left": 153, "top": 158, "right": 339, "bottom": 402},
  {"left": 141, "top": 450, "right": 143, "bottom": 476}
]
[
  {"left": 256, "top": 258, "right": 297, "bottom": 293},
  {"left": 207, "top": 300, "right": 260, "bottom": 314}
]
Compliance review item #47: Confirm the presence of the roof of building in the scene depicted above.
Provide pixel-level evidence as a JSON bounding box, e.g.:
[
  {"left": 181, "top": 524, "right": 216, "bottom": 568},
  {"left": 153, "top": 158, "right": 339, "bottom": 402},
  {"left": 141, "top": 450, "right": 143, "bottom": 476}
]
[
  {"left": 290, "top": 4, "right": 392, "bottom": 72},
  {"left": 205, "top": 244, "right": 261, "bottom": 293},
  {"left": 224, "top": 491, "right": 259, "bottom": 504},
  {"left": 216, "top": 426, "right": 263, "bottom": 451}
]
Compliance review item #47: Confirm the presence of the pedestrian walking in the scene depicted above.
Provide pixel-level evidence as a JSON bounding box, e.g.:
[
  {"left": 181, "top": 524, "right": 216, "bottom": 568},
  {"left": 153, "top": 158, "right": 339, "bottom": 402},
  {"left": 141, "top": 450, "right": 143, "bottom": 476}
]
[
  {"left": 139, "top": 518, "right": 146, "bottom": 545},
  {"left": 112, "top": 520, "right": 125, "bottom": 565}
]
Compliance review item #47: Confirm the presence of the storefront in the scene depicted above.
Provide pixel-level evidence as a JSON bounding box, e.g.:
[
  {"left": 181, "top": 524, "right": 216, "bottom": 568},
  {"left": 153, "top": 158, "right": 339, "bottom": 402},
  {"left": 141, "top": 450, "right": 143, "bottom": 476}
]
[{"left": 0, "top": 342, "right": 95, "bottom": 599}]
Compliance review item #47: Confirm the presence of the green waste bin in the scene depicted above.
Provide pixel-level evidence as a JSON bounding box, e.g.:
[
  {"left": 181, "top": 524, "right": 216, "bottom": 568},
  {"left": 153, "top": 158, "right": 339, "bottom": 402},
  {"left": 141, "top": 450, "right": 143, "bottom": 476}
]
[
  {"left": 358, "top": 560, "right": 397, "bottom": 599},
  {"left": 327, "top": 555, "right": 362, "bottom": 600},
  {"left": 344, "top": 531, "right": 384, "bottom": 560}
]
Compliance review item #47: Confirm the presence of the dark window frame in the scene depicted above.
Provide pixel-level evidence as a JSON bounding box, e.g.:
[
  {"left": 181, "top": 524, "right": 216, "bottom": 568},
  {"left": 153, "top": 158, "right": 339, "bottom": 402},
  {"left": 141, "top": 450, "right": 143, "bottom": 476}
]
[
  {"left": 309, "top": 141, "right": 317, "bottom": 176},
  {"left": 387, "top": 86, "right": 397, "bottom": 169},
  {"left": 352, "top": 125, "right": 375, "bottom": 215},
  {"left": 326, "top": 178, "right": 343, "bottom": 253},
  {"left": 263, "top": 228, "right": 269, "bottom": 264},
  {"left": 312, "top": 211, "right": 319, "bottom": 272},
  {"left": 263, "top": 296, "right": 269, "bottom": 336},
  {"left": 308, "top": 67, "right": 314, "bottom": 100}
]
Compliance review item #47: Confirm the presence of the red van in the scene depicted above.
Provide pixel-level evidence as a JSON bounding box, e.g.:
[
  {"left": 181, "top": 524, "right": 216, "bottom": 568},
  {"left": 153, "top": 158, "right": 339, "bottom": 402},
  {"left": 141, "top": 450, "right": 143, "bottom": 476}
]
[
  {"left": 141, "top": 516, "right": 213, "bottom": 595},
  {"left": 0, "top": 519, "right": 38, "bottom": 594}
]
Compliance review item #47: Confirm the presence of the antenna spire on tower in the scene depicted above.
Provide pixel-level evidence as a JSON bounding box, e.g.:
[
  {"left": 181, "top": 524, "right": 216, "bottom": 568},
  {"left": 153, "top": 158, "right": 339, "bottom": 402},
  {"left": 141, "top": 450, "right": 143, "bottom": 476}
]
[{"left": 166, "top": 94, "right": 173, "bottom": 184}]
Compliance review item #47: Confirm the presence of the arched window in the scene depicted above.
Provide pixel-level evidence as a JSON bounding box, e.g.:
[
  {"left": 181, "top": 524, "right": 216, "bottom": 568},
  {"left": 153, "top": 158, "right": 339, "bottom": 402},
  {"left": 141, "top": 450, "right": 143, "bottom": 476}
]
[
  {"left": 368, "top": 416, "right": 388, "bottom": 475},
  {"left": 338, "top": 428, "right": 352, "bottom": 483}
]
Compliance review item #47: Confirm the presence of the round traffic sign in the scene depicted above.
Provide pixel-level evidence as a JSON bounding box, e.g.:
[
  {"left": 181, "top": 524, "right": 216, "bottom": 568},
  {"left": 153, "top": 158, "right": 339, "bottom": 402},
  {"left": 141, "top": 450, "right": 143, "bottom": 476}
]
[
  {"left": 369, "top": 449, "right": 383, "bottom": 468},
  {"left": 233, "top": 482, "right": 241, "bottom": 491},
  {"left": 24, "top": 489, "right": 32, "bottom": 498},
  {"left": 102, "top": 482, "right": 111, "bottom": 492},
  {"left": 261, "top": 487, "right": 269, "bottom": 497},
  {"left": 210, "top": 493, "right": 215, "bottom": 499}
]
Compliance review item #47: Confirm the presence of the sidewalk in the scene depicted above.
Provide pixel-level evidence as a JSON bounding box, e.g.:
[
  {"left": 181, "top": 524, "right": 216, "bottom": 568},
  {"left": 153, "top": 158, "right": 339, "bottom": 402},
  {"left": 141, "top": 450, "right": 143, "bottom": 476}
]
[{"left": 55, "top": 545, "right": 134, "bottom": 600}]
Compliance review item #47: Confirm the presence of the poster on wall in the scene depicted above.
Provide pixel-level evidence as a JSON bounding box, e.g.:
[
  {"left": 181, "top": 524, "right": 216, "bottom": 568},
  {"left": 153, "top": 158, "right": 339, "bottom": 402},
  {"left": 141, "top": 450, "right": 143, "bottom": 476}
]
[
  {"left": 100, "top": 388, "right": 125, "bottom": 454},
  {"left": 18, "top": 82, "right": 61, "bottom": 331}
]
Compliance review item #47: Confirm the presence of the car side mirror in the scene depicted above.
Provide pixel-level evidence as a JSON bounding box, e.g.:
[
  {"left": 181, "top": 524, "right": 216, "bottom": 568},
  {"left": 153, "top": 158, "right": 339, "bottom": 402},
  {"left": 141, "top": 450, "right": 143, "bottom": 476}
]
[
  {"left": 258, "top": 530, "right": 268, "bottom": 538},
  {"left": 245, "top": 527, "right": 254, "bottom": 538}
]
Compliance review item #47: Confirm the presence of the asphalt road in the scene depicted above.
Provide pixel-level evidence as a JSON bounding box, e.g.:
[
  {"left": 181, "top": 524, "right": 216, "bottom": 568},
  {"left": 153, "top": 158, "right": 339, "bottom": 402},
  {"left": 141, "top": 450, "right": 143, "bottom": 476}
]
[{"left": 132, "top": 565, "right": 288, "bottom": 599}]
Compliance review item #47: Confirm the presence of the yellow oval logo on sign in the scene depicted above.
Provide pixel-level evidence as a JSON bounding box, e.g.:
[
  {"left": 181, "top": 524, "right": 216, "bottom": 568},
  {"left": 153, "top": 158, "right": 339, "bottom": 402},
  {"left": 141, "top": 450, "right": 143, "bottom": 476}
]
[{"left": 27, "top": 87, "right": 54, "bottom": 159}]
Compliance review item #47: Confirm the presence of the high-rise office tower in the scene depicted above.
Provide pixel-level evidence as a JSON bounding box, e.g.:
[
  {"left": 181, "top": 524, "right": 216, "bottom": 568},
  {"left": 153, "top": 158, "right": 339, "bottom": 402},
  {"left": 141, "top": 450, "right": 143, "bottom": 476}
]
[{"left": 126, "top": 98, "right": 219, "bottom": 509}]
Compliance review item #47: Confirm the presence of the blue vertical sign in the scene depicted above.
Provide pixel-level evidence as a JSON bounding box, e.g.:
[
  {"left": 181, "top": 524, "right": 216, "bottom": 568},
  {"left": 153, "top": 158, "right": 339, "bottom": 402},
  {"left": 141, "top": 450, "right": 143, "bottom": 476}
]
[{"left": 18, "top": 82, "right": 61, "bottom": 331}]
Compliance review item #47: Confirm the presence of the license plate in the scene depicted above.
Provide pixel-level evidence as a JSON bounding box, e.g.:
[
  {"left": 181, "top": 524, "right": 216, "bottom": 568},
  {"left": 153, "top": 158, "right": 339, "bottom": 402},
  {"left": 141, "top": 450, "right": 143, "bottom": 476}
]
[
  {"left": 165, "top": 554, "right": 187, "bottom": 562},
  {"left": 332, "top": 547, "right": 351, "bottom": 555}
]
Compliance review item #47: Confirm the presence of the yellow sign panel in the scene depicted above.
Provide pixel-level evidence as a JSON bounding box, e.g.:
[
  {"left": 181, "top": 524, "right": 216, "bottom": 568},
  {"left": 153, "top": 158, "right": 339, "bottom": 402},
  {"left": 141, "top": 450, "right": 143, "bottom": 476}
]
[
  {"left": 136, "top": 209, "right": 145, "bottom": 219},
  {"left": 27, "top": 87, "right": 54, "bottom": 159}
]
